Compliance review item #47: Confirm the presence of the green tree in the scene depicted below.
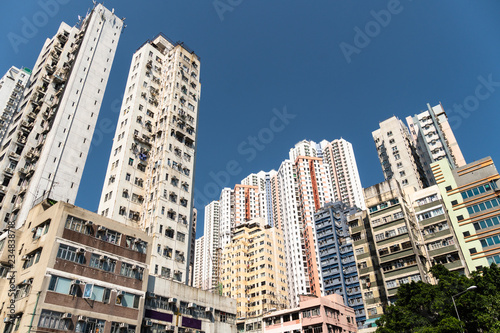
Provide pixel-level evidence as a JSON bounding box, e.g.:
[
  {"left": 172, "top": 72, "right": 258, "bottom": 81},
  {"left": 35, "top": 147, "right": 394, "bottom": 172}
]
[{"left": 376, "top": 264, "right": 500, "bottom": 332}]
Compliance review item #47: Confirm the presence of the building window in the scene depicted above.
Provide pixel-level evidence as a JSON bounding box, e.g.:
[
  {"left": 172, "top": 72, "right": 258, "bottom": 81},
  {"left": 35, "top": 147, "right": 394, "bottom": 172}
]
[
  {"left": 22, "top": 248, "right": 42, "bottom": 269},
  {"left": 76, "top": 317, "right": 106, "bottom": 333},
  {"left": 48, "top": 275, "right": 73, "bottom": 294},
  {"left": 57, "top": 244, "right": 85, "bottom": 264},
  {"left": 89, "top": 254, "right": 116, "bottom": 273},
  {"left": 116, "top": 292, "right": 140, "bottom": 309},
  {"left": 125, "top": 236, "right": 147, "bottom": 253},
  {"left": 38, "top": 310, "right": 70, "bottom": 330},
  {"left": 65, "top": 215, "right": 91, "bottom": 235},
  {"left": 467, "top": 198, "right": 500, "bottom": 215},
  {"left": 97, "top": 228, "right": 121, "bottom": 245},
  {"left": 176, "top": 232, "right": 185, "bottom": 242},
  {"left": 110, "top": 322, "right": 136, "bottom": 333},
  {"left": 120, "top": 262, "right": 144, "bottom": 280}
]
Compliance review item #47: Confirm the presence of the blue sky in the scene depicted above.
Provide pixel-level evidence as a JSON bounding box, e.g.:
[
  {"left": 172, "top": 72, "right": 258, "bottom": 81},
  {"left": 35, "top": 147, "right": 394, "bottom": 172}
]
[{"left": 1, "top": 1, "right": 499, "bottom": 238}]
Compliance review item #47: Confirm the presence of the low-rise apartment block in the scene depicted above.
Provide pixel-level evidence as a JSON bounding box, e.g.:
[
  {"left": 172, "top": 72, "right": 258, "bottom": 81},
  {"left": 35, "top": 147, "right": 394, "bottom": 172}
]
[
  {"left": 263, "top": 294, "right": 358, "bottom": 333},
  {"left": 0, "top": 200, "right": 151, "bottom": 332}
]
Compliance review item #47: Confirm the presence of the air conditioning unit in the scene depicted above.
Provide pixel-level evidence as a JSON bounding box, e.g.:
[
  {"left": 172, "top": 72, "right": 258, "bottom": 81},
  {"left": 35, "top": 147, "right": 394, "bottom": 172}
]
[
  {"left": 77, "top": 315, "right": 87, "bottom": 322},
  {"left": 62, "top": 313, "right": 72, "bottom": 319},
  {"left": 98, "top": 226, "right": 107, "bottom": 232},
  {"left": 144, "top": 319, "right": 153, "bottom": 327},
  {"left": 188, "top": 302, "right": 196, "bottom": 308},
  {"left": 167, "top": 297, "right": 177, "bottom": 304},
  {"left": 119, "top": 323, "right": 128, "bottom": 328}
]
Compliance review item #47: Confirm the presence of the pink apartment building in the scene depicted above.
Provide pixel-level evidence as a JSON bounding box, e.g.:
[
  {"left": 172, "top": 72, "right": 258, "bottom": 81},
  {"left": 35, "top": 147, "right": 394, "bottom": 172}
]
[{"left": 263, "top": 294, "right": 358, "bottom": 333}]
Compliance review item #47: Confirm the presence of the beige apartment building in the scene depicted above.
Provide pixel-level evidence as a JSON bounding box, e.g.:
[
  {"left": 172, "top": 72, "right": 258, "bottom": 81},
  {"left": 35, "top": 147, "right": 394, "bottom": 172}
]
[
  {"left": 0, "top": 200, "right": 151, "bottom": 332},
  {"left": 220, "top": 220, "right": 288, "bottom": 326}
]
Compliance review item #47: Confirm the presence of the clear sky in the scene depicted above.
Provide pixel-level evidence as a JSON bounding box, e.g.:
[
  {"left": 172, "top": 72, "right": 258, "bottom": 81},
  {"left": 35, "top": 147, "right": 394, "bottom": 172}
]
[{"left": 1, "top": 1, "right": 499, "bottom": 239}]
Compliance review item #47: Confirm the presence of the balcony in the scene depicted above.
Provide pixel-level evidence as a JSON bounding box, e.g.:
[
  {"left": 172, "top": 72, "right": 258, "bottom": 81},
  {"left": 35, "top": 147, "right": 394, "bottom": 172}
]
[
  {"left": 18, "top": 183, "right": 29, "bottom": 195},
  {"left": 8, "top": 152, "right": 20, "bottom": 161},
  {"left": 134, "top": 134, "right": 152, "bottom": 146},
  {"left": 12, "top": 198, "right": 23, "bottom": 212},
  {"left": 20, "top": 120, "right": 34, "bottom": 130},
  {"left": 51, "top": 50, "right": 60, "bottom": 61},
  {"left": 36, "top": 138, "right": 46, "bottom": 148},
  {"left": 4, "top": 168, "right": 14, "bottom": 176},
  {"left": 27, "top": 111, "right": 37, "bottom": 120},
  {"left": 30, "top": 95, "right": 42, "bottom": 106},
  {"left": 53, "top": 72, "right": 66, "bottom": 83},
  {"left": 45, "top": 64, "right": 55, "bottom": 74},
  {"left": 57, "top": 33, "right": 67, "bottom": 43},
  {"left": 17, "top": 135, "right": 27, "bottom": 145},
  {"left": 41, "top": 123, "right": 51, "bottom": 134},
  {"left": 55, "top": 85, "right": 65, "bottom": 97}
]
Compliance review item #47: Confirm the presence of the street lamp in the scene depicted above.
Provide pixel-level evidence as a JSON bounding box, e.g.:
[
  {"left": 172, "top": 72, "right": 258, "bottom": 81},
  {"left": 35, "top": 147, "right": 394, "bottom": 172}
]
[{"left": 452, "top": 286, "right": 477, "bottom": 333}]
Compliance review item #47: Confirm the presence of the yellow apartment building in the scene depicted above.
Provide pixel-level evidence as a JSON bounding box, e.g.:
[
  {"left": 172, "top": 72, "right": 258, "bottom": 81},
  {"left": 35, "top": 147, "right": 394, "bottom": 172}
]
[{"left": 220, "top": 219, "right": 288, "bottom": 326}]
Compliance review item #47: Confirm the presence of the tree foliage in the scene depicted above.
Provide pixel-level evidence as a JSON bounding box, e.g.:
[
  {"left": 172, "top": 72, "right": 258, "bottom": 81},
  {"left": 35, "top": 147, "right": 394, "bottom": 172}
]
[{"left": 375, "top": 264, "right": 500, "bottom": 333}]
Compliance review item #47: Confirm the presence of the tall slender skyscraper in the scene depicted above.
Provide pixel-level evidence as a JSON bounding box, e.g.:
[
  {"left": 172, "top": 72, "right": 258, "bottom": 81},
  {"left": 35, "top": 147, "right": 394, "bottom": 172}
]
[
  {"left": 219, "top": 187, "right": 233, "bottom": 250},
  {"left": 193, "top": 235, "right": 205, "bottom": 289},
  {"left": 98, "top": 34, "right": 201, "bottom": 284},
  {"left": 320, "top": 138, "right": 365, "bottom": 210},
  {"left": 202, "top": 201, "right": 220, "bottom": 290},
  {"left": 0, "top": 4, "right": 123, "bottom": 229}
]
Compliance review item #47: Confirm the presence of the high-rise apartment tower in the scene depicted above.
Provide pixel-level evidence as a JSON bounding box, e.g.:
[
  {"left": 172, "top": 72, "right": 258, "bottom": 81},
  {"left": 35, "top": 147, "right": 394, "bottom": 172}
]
[
  {"left": 0, "top": 4, "right": 123, "bottom": 229},
  {"left": 98, "top": 34, "right": 201, "bottom": 284}
]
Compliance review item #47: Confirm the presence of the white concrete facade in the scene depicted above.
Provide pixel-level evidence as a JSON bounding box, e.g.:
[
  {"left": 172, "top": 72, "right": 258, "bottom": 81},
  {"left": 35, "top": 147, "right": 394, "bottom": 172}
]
[
  {"left": 0, "top": 66, "right": 31, "bottom": 144},
  {"left": 320, "top": 138, "right": 366, "bottom": 210},
  {"left": 219, "top": 187, "right": 233, "bottom": 250},
  {"left": 0, "top": 4, "right": 123, "bottom": 229},
  {"left": 193, "top": 235, "right": 205, "bottom": 289},
  {"left": 373, "top": 116, "right": 427, "bottom": 194},
  {"left": 203, "top": 201, "right": 220, "bottom": 291},
  {"left": 276, "top": 159, "right": 308, "bottom": 307},
  {"left": 406, "top": 103, "right": 466, "bottom": 184},
  {"left": 98, "top": 33, "right": 201, "bottom": 284}
]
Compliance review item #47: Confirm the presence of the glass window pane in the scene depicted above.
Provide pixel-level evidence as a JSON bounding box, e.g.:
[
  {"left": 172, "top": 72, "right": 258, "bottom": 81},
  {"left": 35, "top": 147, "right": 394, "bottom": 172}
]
[
  {"left": 55, "top": 277, "right": 72, "bottom": 294},
  {"left": 93, "top": 286, "right": 105, "bottom": 302}
]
